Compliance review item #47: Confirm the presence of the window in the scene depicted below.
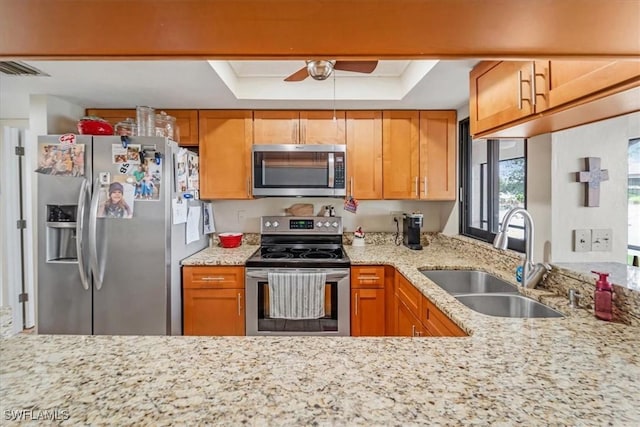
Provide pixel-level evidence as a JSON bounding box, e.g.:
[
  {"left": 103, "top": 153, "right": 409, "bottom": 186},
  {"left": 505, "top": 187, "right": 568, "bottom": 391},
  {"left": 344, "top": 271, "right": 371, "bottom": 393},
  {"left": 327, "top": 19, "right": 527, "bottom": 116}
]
[
  {"left": 629, "top": 138, "right": 640, "bottom": 261},
  {"left": 459, "top": 118, "right": 527, "bottom": 252}
]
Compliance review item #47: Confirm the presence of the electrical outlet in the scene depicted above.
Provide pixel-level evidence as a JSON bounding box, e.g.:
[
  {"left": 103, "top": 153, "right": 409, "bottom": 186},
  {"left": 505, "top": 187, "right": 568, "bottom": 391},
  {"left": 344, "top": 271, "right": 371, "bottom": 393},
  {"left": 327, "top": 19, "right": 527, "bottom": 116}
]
[
  {"left": 391, "top": 211, "right": 403, "bottom": 223},
  {"left": 573, "top": 229, "right": 591, "bottom": 252},
  {"left": 592, "top": 228, "right": 612, "bottom": 251}
]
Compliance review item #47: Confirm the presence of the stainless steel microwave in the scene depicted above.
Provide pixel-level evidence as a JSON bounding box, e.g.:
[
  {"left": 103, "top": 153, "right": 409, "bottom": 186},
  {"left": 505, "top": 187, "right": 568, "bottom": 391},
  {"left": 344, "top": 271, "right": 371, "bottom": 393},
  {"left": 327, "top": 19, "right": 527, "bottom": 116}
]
[{"left": 252, "top": 144, "right": 346, "bottom": 197}]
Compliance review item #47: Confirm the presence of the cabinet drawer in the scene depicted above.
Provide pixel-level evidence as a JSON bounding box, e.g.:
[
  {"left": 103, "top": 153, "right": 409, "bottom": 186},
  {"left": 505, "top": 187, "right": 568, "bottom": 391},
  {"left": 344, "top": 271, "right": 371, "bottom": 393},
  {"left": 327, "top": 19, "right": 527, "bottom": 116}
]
[
  {"left": 421, "top": 296, "right": 467, "bottom": 337},
  {"left": 351, "top": 266, "right": 385, "bottom": 289},
  {"left": 183, "top": 266, "right": 244, "bottom": 289},
  {"left": 395, "top": 273, "right": 421, "bottom": 318}
]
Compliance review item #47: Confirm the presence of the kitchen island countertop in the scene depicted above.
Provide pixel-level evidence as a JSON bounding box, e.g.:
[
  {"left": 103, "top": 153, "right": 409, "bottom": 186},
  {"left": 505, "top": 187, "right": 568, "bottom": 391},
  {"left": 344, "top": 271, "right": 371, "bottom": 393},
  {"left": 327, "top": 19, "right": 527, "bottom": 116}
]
[{"left": 2, "top": 242, "right": 639, "bottom": 426}]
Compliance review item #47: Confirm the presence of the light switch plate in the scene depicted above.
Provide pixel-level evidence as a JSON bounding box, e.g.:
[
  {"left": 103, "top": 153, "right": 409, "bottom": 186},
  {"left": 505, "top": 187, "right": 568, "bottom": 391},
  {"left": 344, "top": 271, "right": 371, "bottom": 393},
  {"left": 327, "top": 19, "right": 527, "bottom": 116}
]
[
  {"left": 592, "top": 228, "right": 612, "bottom": 251},
  {"left": 574, "top": 229, "right": 591, "bottom": 252}
]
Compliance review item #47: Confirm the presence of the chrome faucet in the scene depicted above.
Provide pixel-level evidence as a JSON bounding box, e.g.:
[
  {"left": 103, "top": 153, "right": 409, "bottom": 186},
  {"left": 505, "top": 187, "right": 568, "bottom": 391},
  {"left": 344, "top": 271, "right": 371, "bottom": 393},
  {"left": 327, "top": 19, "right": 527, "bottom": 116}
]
[{"left": 493, "top": 207, "right": 550, "bottom": 289}]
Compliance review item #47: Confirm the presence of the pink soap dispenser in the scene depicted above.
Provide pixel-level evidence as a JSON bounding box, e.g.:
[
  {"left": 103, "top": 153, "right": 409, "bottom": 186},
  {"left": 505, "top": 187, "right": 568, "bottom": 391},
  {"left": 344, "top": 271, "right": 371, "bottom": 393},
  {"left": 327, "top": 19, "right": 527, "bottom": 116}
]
[{"left": 592, "top": 270, "right": 613, "bottom": 321}]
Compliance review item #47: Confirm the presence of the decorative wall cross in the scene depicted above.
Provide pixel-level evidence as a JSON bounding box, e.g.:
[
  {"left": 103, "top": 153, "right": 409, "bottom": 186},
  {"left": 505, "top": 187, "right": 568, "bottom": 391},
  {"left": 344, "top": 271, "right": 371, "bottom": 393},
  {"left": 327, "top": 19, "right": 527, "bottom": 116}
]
[{"left": 575, "top": 157, "right": 609, "bottom": 207}]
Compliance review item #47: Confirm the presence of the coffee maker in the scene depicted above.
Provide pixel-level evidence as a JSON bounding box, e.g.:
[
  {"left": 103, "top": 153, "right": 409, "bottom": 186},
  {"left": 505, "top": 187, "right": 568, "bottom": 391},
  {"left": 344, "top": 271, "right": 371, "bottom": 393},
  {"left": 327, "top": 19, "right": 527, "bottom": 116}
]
[{"left": 403, "top": 213, "right": 423, "bottom": 250}]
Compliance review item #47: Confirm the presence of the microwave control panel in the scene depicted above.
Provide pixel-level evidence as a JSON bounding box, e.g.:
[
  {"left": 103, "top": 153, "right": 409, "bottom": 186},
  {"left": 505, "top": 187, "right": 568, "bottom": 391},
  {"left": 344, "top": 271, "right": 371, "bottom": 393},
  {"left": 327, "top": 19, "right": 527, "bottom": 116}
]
[{"left": 334, "top": 155, "right": 345, "bottom": 188}]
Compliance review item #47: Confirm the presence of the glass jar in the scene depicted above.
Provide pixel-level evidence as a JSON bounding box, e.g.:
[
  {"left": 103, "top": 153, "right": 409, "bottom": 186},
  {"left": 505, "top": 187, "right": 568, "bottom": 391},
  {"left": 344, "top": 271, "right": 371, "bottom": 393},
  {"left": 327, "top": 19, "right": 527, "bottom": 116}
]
[
  {"left": 136, "top": 106, "right": 155, "bottom": 136},
  {"left": 155, "top": 111, "right": 177, "bottom": 140},
  {"left": 115, "top": 118, "right": 137, "bottom": 136}
]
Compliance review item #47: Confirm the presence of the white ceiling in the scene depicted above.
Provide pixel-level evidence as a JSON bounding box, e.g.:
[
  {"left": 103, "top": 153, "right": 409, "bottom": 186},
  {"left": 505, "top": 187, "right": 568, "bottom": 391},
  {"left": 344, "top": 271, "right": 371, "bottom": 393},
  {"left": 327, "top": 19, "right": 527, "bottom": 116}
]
[{"left": 0, "top": 59, "right": 477, "bottom": 119}]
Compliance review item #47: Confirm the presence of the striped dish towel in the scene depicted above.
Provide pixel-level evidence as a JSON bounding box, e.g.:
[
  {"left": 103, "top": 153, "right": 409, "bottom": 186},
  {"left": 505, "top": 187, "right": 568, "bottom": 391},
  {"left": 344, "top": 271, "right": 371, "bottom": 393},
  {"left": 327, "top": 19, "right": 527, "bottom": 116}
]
[{"left": 268, "top": 272, "right": 326, "bottom": 319}]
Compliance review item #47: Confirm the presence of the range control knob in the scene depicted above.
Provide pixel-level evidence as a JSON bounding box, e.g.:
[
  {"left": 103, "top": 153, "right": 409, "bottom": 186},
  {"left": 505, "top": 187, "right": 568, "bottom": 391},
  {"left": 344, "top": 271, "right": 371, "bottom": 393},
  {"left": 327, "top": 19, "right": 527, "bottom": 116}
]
[
  {"left": 332, "top": 221, "right": 338, "bottom": 227},
  {"left": 324, "top": 221, "right": 331, "bottom": 227},
  {"left": 264, "top": 221, "right": 271, "bottom": 228},
  {"left": 272, "top": 221, "right": 279, "bottom": 227}
]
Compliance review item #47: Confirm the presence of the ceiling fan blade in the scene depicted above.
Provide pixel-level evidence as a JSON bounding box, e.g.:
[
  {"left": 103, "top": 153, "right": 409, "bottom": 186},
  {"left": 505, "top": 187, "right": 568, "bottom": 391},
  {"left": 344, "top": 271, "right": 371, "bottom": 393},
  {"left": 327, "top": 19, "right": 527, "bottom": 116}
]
[
  {"left": 284, "top": 66, "right": 309, "bottom": 82},
  {"left": 333, "top": 60, "right": 378, "bottom": 73}
]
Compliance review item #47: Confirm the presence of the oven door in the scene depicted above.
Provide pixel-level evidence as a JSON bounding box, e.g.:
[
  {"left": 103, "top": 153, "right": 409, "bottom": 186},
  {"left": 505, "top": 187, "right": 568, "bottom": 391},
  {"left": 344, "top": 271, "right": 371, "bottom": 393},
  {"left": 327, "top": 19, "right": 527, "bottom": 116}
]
[
  {"left": 252, "top": 144, "right": 346, "bottom": 197},
  {"left": 245, "top": 268, "right": 350, "bottom": 336}
]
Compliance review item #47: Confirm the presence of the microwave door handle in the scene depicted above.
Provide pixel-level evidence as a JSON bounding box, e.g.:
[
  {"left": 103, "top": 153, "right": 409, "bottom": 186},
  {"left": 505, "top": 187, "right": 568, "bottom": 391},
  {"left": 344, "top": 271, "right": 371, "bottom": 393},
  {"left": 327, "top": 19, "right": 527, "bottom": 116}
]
[
  {"left": 328, "top": 153, "right": 335, "bottom": 188},
  {"left": 262, "top": 159, "right": 266, "bottom": 187}
]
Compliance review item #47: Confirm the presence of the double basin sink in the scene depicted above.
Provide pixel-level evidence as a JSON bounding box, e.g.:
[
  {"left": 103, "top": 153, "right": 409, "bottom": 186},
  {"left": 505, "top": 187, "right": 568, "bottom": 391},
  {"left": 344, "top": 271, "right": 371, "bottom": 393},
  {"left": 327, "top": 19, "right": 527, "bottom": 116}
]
[{"left": 420, "top": 270, "right": 563, "bottom": 318}]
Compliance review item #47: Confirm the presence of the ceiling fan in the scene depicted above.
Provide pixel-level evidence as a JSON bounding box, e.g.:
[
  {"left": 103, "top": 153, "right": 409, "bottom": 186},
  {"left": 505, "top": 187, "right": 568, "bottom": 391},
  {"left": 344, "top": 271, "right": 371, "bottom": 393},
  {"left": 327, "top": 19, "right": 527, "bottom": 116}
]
[{"left": 284, "top": 60, "right": 378, "bottom": 82}]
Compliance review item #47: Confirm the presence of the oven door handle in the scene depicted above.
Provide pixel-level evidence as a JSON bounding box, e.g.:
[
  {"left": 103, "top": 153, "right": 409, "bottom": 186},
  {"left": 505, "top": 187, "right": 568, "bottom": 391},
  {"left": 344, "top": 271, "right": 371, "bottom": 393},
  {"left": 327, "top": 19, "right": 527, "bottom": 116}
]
[{"left": 246, "top": 270, "right": 349, "bottom": 280}]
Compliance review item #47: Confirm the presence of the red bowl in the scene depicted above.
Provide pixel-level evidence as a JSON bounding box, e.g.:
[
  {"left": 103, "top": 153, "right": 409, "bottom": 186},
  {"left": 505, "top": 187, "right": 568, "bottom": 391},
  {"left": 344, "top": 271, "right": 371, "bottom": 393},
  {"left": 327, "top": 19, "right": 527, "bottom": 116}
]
[
  {"left": 77, "top": 117, "right": 114, "bottom": 135},
  {"left": 218, "top": 232, "right": 243, "bottom": 248}
]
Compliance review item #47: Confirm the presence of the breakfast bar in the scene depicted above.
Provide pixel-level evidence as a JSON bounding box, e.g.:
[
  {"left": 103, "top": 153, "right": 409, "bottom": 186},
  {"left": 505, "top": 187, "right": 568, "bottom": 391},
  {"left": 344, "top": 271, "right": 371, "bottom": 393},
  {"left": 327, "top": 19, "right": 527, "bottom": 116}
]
[{"left": 2, "top": 238, "right": 638, "bottom": 425}]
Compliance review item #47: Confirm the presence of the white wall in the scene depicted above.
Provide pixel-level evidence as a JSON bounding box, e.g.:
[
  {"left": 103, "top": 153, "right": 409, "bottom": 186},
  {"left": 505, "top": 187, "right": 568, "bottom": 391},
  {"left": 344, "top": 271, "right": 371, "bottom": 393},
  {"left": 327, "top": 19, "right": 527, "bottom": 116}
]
[
  {"left": 550, "top": 112, "right": 640, "bottom": 262},
  {"left": 527, "top": 133, "right": 552, "bottom": 262},
  {"left": 0, "top": 120, "right": 29, "bottom": 308}
]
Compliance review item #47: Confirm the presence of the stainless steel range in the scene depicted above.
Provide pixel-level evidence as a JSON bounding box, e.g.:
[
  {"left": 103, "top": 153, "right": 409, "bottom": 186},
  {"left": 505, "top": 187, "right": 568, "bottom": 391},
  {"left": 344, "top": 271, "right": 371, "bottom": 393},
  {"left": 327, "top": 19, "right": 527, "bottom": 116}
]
[{"left": 245, "top": 216, "right": 350, "bottom": 336}]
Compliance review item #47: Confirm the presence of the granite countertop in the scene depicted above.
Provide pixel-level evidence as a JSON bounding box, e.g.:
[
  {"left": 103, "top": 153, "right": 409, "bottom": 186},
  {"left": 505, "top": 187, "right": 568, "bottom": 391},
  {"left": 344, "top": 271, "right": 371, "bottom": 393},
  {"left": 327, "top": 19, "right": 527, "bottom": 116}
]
[
  {"left": 2, "top": 242, "right": 639, "bottom": 425},
  {"left": 181, "top": 244, "right": 259, "bottom": 266}
]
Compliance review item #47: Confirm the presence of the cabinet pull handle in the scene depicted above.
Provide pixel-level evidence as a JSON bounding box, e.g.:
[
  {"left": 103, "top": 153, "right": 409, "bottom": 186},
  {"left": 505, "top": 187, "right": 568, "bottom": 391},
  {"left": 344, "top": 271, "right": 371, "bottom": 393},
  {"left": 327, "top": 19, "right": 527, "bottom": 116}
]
[
  {"left": 411, "top": 324, "right": 416, "bottom": 337},
  {"left": 414, "top": 176, "right": 419, "bottom": 197},
  {"left": 416, "top": 331, "right": 422, "bottom": 337},
  {"left": 423, "top": 177, "right": 427, "bottom": 197},
  {"left": 355, "top": 292, "right": 359, "bottom": 316},
  {"left": 237, "top": 293, "right": 242, "bottom": 316},
  {"left": 517, "top": 70, "right": 524, "bottom": 110},
  {"left": 246, "top": 177, "right": 251, "bottom": 197},
  {"left": 357, "top": 276, "right": 380, "bottom": 280},
  {"left": 350, "top": 176, "right": 354, "bottom": 198},
  {"left": 530, "top": 63, "right": 536, "bottom": 107},
  {"left": 201, "top": 277, "right": 225, "bottom": 281},
  {"left": 425, "top": 308, "right": 430, "bottom": 320}
]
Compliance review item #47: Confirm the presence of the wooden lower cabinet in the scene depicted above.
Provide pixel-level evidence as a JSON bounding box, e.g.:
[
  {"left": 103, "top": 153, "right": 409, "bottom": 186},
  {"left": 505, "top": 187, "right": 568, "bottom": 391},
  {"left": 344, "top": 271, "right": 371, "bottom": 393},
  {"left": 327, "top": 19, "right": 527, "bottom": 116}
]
[
  {"left": 351, "top": 289, "right": 385, "bottom": 336},
  {"left": 421, "top": 296, "right": 467, "bottom": 337},
  {"left": 396, "top": 299, "right": 427, "bottom": 337},
  {"left": 183, "top": 266, "right": 245, "bottom": 336},
  {"left": 351, "top": 266, "right": 385, "bottom": 336}
]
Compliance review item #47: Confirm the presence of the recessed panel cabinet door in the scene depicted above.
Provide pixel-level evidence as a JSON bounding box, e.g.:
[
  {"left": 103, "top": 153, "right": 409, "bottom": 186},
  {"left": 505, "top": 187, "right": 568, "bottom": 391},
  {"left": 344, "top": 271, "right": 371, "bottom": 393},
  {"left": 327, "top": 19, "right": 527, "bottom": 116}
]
[
  {"left": 346, "top": 111, "right": 382, "bottom": 199},
  {"left": 199, "top": 110, "right": 253, "bottom": 199},
  {"left": 351, "top": 289, "right": 385, "bottom": 336},
  {"left": 183, "top": 289, "right": 245, "bottom": 336},
  {"left": 300, "top": 110, "right": 346, "bottom": 144},
  {"left": 547, "top": 60, "right": 640, "bottom": 109},
  {"left": 470, "top": 61, "right": 534, "bottom": 135},
  {"left": 253, "top": 110, "right": 300, "bottom": 144},
  {"left": 419, "top": 111, "right": 456, "bottom": 200},
  {"left": 382, "top": 111, "right": 420, "bottom": 199}
]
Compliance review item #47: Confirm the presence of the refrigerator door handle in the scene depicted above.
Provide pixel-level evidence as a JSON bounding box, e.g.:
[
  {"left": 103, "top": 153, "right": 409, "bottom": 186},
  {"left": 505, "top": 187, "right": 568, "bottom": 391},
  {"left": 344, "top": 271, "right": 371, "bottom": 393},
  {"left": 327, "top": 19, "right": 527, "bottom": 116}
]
[
  {"left": 76, "top": 179, "right": 90, "bottom": 291},
  {"left": 89, "top": 177, "right": 104, "bottom": 290}
]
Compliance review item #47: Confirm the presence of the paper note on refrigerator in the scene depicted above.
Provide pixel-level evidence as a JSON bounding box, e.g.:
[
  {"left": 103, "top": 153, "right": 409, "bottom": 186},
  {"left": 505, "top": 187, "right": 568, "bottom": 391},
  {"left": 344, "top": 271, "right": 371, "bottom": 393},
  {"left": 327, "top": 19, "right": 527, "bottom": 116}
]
[
  {"left": 172, "top": 197, "right": 187, "bottom": 224},
  {"left": 186, "top": 205, "right": 201, "bottom": 244},
  {"left": 203, "top": 202, "right": 215, "bottom": 234}
]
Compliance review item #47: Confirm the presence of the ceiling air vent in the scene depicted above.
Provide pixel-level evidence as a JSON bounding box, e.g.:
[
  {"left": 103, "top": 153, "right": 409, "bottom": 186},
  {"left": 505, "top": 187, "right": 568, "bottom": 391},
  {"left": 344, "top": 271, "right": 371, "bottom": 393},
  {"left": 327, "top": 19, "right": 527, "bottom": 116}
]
[{"left": 0, "top": 61, "right": 49, "bottom": 76}]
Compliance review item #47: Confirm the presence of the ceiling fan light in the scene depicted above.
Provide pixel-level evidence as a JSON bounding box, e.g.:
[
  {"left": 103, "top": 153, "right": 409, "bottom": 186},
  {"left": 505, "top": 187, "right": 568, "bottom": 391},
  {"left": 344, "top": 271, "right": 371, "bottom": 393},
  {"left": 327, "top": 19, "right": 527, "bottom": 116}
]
[{"left": 307, "top": 60, "right": 334, "bottom": 80}]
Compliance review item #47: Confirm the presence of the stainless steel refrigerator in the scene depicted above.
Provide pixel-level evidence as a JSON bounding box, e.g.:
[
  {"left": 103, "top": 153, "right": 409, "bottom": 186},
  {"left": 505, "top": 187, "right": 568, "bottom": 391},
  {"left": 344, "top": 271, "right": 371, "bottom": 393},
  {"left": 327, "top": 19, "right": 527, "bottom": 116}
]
[{"left": 37, "top": 135, "right": 207, "bottom": 335}]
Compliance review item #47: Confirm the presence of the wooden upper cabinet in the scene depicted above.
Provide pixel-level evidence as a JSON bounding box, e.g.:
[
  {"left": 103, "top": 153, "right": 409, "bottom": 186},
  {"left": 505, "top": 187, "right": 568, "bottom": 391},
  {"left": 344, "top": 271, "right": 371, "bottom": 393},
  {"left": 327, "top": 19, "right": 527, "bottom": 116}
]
[
  {"left": 469, "top": 61, "right": 538, "bottom": 136},
  {"left": 253, "top": 110, "right": 299, "bottom": 144},
  {"left": 382, "top": 111, "right": 420, "bottom": 199},
  {"left": 346, "top": 111, "right": 383, "bottom": 199},
  {"left": 164, "top": 109, "right": 199, "bottom": 146},
  {"left": 470, "top": 60, "right": 640, "bottom": 138},
  {"left": 253, "top": 110, "right": 346, "bottom": 144},
  {"left": 198, "top": 110, "right": 253, "bottom": 199},
  {"left": 418, "top": 111, "right": 457, "bottom": 200},
  {"left": 546, "top": 60, "right": 640, "bottom": 109},
  {"left": 85, "top": 108, "right": 199, "bottom": 146},
  {"left": 300, "top": 111, "right": 346, "bottom": 144}
]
